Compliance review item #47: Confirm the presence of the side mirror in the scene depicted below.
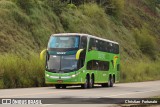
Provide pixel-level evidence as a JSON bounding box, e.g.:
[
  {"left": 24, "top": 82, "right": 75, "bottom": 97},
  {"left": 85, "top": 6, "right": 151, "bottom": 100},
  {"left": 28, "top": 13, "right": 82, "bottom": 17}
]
[
  {"left": 40, "top": 49, "right": 47, "bottom": 60},
  {"left": 76, "top": 49, "right": 84, "bottom": 60}
]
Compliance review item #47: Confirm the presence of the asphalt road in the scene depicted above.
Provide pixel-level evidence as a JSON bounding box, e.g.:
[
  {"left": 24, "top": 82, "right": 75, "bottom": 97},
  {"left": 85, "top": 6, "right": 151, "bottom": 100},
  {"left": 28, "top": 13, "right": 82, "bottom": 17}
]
[{"left": 0, "top": 80, "right": 160, "bottom": 107}]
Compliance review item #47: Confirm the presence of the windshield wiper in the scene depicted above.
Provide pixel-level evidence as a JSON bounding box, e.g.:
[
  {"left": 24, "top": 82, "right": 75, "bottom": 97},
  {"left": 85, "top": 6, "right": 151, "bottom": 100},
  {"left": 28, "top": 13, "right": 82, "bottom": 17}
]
[
  {"left": 46, "top": 68, "right": 58, "bottom": 72},
  {"left": 46, "top": 68, "right": 77, "bottom": 73},
  {"left": 61, "top": 68, "right": 77, "bottom": 72}
]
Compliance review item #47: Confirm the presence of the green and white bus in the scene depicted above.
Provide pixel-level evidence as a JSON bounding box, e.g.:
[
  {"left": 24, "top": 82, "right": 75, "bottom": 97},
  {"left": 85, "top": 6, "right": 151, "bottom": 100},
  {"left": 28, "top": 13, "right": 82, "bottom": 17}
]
[{"left": 40, "top": 33, "right": 120, "bottom": 89}]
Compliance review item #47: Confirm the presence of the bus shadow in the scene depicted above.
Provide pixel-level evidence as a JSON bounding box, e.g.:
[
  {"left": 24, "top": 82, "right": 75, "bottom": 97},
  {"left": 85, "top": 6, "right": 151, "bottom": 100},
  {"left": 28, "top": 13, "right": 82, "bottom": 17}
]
[
  {"left": 66, "top": 86, "right": 114, "bottom": 90},
  {"left": 49, "top": 85, "right": 115, "bottom": 90}
]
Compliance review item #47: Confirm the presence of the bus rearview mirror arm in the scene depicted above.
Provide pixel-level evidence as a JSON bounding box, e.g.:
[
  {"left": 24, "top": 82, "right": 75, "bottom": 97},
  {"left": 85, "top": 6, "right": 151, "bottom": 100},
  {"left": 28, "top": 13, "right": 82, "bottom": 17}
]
[{"left": 76, "top": 49, "right": 84, "bottom": 60}]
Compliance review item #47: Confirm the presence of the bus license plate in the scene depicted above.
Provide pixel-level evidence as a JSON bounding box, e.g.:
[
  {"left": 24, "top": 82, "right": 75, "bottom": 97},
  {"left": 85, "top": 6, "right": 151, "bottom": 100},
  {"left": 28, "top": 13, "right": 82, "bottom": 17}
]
[{"left": 57, "top": 80, "right": 63, "bottom": 83}]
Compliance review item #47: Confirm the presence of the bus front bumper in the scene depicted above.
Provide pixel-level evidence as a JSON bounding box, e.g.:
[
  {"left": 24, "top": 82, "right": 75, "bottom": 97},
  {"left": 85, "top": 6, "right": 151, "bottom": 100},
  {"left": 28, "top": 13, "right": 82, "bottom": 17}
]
[{"left": 45, "top": 72, "right": 84, "bottom": 85}]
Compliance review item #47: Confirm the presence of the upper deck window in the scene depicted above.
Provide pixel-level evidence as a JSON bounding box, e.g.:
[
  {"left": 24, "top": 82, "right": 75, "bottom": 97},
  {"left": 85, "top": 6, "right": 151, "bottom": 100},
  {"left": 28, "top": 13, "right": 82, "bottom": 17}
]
[{"left": 88, "top": 38, "right": 119, "bottom": 54}]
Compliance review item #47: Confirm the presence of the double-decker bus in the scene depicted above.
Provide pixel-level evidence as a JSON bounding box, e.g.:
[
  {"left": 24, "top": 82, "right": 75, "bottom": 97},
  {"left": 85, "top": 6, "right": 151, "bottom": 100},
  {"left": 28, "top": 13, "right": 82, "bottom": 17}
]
[{"left": 40, "top": 33, "right": 120, "bottom": 89}]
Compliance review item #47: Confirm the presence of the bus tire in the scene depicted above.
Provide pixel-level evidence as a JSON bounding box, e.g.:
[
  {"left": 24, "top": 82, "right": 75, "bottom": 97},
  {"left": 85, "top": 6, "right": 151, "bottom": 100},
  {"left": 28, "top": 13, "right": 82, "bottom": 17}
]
[
  {"left": 62, "top": 85, "right": 66, "bottom": 89},
  {"left": 107, "top": 76, "right": 113, "bottom": 87},
  {"left": 110, "top": 76, "right": 114, "bottom": 87},
  {"left": 55, "top": 84, "right": 61, "bottom": 89},
  {"left": 81, "top": 76, "right": 88, "bottom": 89},
  {"left": 89, "top": 76, "right": 94, "bottom": 88},
  {"left": 113, "top": 75, "right": 115, "bottom": 83}
]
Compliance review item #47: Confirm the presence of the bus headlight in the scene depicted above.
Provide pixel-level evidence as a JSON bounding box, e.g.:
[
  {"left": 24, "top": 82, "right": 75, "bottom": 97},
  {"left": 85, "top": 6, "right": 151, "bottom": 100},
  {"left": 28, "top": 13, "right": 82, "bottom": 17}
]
[
  {"left": 46, "top": 74, "right": 49, "bottom": 77},
  {"left": 71, "top": 75, "right": 76, "bottom": 77}
]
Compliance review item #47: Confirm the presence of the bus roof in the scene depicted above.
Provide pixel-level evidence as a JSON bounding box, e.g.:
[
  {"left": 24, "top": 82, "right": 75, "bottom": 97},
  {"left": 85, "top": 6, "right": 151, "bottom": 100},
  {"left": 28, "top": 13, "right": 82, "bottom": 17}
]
[{"left": 51, "top": 33, "right": 119, "bottom": 44}]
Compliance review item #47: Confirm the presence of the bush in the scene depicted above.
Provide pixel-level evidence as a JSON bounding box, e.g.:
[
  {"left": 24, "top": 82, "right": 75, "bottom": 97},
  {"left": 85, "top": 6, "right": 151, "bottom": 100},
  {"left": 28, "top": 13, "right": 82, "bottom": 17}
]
[
  {"left": 133, "top": 28, "right": 157, "bottom": 60},
  {"left": 120, "top": 60, "right": 160, "bottom": 82},
  {"left": 100, "top": 0, "right": 125, "bottom": 18},
  {"left": 44, "top": 0, "right": 68, "bottom": 15},
  {"left": 82, "top": 3, "right": 104, "bottom": 18},
  {"left": 67, "top": 3, "right": 77, "bottom": 9},
  {"left": 15, "top": 0, "right": 35, "bottom": 14},
  {"left": 144, "top": 0, "right": 158, "bottom": 11},
  {"left": 0, "top": 0, "right": 17, "bottom": 9},
  {"left": 0, "top": 53, "right": 45, "bottom": 88},
  {"left": 59, "top": 3, "right": 109, "bottom": 35}
]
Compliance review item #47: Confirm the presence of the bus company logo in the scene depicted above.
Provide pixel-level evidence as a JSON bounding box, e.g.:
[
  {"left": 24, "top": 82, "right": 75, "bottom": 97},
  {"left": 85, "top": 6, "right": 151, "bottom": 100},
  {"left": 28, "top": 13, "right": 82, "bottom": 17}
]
[
  {"left": 98, "top": 53, "right": 105, "bottom": 59},
  {"left": 57, "top": 52, "right": 66, "bottom": 54},
  {"left": 113, "top": 56, "right": 118, "bottom": 68}
]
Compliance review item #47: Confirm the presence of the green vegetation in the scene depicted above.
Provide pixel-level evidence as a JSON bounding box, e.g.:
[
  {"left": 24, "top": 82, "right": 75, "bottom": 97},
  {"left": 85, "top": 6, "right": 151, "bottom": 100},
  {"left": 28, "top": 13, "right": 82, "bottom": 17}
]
[
  {"left": 121, "top": 60, "right": 160, "bottom": 82},
  {"left": 0, "top": 0, "right": 160, "bottom": 88},
  {"left": 0, "top": 53, "right": 45, "bottom": 88},
  {"left": 133, "top": 28, "right": 157, "bottom": 60}
]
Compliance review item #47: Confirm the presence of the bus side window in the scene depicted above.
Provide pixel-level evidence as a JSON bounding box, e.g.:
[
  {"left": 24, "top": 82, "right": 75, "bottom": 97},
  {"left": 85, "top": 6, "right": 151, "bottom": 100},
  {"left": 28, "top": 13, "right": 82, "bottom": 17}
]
[
  {"left": 80, "top": 36, "right": 87, "bottom": 49},
  {"left": 88, "top": 38, "right": 92, "bottom": 51},
  {"left": 109, "top": 43, "right": 114, "bottom": 53},
  {"left": 92, "top": 60, "right": 97, "bottom": 70},
  {"left": 89, "top": 38, "right": 96, "bottom": 51},
  {"left": 104, "top": 61, "right": 109, "bottom": 71},
  {"left": 115, "top": 44, "right": 119, "bottom": 54},
  {"left": 87, "top": 60, "right": 109, "bottom": 71},
  {"left": 100, "top": 61, "right": 104, "bottom": 71},
  {"left": 95, "top": 39, "right": 99, "bottom": 51},
  {"left": 87, "top": 60, "right": 92, "bottom": 70},
  {"left": 99, "top": 40, "right": 103, "bottom": 51},
  {"left": 113, "top": 44, "right": 118, "bottom": 54},
  {"left": 112, "top": 44, "right": 115, "bottom": 54},
  {"left": 108, "top": 42, "right": 111, "bottom": 52},
  {"left": 95, "top": 61, "right": 99, "bottom": 70},
  {"left": 103, "top": 41, "right": 107, "bottom": 52},
  {"left": 97, "top": 40, "right": 103, "bottom": 51}
]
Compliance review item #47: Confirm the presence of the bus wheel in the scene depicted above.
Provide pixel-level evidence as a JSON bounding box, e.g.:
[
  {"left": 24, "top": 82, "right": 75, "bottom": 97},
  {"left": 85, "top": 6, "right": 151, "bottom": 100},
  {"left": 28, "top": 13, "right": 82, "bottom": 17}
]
[
  {"left": 110, "top": 76, "right": 114, "bottom": 87},
  {"left": 62, "top": 85, "right": 66, "bottom": 89},
  {"left": 55, "top": 84, "right": 61, "bottom": 89},
  {"left": 107, "top": 76, "right": 113, "bottom": 87},
  {"left": 81, "top": 76, "right": 88, "bottom": 89},
  {"left": 89, "top": 76, "right": 94, "bottom": 88}
]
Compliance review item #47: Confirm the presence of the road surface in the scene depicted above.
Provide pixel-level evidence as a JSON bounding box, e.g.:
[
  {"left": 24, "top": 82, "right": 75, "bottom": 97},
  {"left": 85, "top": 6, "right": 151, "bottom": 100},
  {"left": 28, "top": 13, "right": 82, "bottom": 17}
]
[{"left": 0, "top": 80, "right": 160, "bottom": 107}]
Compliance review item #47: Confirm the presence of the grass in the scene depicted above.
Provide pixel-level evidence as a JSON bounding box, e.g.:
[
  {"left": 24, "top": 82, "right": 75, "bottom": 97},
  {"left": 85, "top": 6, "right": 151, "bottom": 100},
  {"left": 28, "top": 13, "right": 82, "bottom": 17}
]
[
  {"left": 0, "top": 80, "right": 3, "bottom": 89},
  {"left": 154, "top": 96, "right": 160, "bottom": 98},
  {"left": 0, "top": 0, "right": 63, "bottom": 55},
  {"left": 0, "top": 53, "right": 45, "bottom": 88},
  {"left": 0, "top": 0, "right": 159, "bottom": 88},
  {"left": 120, "top": 59, "right": 160, "bottom": 82}
]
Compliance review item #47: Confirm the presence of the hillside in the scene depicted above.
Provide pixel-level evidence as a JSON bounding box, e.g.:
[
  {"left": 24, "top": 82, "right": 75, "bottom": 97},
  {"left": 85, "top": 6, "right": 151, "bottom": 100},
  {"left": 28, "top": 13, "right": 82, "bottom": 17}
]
[{"left": 0, "top": 0, "right": 160, "bottom": 88}]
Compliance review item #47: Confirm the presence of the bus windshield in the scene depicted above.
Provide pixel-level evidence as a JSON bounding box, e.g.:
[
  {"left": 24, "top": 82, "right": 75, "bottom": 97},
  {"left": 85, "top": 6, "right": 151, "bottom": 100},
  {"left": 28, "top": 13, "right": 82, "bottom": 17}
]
[
  {"left": 48, "top": 36, "right": 79, "bottom": 48},
  {"left": 46, "top": 55, "right": 78, "bottom": 72}
]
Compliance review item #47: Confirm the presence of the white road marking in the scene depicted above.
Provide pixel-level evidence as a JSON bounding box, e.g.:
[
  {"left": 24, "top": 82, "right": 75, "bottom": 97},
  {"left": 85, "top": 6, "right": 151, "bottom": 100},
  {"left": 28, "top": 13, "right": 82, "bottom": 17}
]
[{"left": 41, "top": 104, "right": 55, "bottom": 106}]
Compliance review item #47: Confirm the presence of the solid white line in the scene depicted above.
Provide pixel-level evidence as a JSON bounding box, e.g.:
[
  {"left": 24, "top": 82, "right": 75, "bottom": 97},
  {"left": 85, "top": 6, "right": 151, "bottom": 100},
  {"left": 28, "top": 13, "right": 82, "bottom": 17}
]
[{"left": 41, "top": 104, "right": 55, "bottom": 106}]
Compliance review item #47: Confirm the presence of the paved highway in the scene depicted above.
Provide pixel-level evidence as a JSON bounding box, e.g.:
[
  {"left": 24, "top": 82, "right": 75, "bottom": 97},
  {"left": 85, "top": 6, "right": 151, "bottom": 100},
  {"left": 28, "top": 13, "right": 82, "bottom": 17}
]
[{"left": 0, "top": 80, "right": 160, "bottom": 107}]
